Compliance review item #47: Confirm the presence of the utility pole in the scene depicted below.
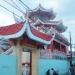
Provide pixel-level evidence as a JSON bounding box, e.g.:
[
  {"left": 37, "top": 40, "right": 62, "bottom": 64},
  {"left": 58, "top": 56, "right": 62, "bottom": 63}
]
[{"left": 69, "top": 32, "right": 72, "bottom": 66}]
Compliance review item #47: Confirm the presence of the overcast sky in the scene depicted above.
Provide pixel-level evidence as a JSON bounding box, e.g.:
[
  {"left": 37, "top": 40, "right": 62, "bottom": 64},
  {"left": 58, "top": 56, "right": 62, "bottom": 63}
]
[{"left": 0, "top": 0, "right": 75, "bottom": 50}]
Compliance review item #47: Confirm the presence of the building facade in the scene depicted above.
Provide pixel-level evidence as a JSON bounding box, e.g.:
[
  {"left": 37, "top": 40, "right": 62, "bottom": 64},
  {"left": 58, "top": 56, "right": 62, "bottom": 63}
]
[{"left": 0, "top": 5, "right": 70, "bottom": 75}]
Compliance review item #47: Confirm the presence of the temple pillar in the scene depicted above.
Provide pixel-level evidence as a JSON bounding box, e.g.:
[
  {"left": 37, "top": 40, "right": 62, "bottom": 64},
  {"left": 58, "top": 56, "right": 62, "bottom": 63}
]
[
  {"left": 15, "top": 39, "right": 22, "bottom": 75},
  {"left": 32, "top": 48, "right": 39, "bottom": 75},
  {"left": 23, "top": 45, "right": 39, "bottom": 75},
  {"left": 48, "top": 41, "right": 54, "bottom": 51}
]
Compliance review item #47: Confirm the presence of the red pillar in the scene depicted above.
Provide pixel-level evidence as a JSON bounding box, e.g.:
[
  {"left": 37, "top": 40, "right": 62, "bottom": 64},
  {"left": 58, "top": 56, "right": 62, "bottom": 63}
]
[{"left": 48, "top": 41, "right": 54, "bottom": 51}]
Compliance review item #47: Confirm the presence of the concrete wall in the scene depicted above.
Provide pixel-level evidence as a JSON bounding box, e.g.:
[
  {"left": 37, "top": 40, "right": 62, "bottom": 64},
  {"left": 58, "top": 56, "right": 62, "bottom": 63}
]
[
  {"left": 0, "top": 55, "right": 16, "bottom": 75},
  {"left": 38, "top": 59, "right": 70, "bottom": 75}
]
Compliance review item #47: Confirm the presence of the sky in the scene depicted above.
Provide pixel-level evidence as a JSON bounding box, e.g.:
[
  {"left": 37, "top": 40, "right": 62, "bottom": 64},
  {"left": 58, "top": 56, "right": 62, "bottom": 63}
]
[{"left": 0, "top": 0, "right": 75, "bottom": 50}]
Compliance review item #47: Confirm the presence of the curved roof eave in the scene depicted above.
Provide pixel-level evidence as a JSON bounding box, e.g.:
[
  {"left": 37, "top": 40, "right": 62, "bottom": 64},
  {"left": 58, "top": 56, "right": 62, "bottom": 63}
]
[
  {"left": 55, "top": 34, "right": 69, "bottom": 46},
  {"left": 26, "top": 23, "right": 55, "bottom": 45},
  {"left": 0, "top": 20, "right": 55, "bottom": 45},
  {"left": 56, "top": 26, "right": 67, "bottom": 32},
  {"left": 0, "top": 21, "right": 27, "bottom": 39}
]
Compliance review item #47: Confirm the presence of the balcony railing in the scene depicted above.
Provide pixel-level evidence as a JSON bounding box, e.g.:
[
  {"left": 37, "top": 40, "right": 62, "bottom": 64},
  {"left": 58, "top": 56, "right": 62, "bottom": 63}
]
[{"left": 40, "top": 49, "right": 67, "bottom": 60}]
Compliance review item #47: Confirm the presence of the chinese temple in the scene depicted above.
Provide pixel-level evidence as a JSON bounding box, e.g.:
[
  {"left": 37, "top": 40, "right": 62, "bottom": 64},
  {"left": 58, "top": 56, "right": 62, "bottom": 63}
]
[{"left": 0, "top": 5, "right": 70, "bottom": 75}]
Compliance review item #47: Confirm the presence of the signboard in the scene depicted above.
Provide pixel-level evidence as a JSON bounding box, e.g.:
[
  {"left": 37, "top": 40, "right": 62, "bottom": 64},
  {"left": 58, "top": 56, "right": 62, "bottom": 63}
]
[{"left": 22, "top": 52, "right": 30, "bottom": 63}]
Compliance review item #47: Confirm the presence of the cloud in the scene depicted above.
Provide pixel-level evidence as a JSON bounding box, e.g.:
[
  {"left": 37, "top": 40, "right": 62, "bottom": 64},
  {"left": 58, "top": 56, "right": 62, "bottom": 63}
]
[
  {"left": 67, "top": 20, "right": 75, "bottom": 25},
  {"left": 63, "top": 19, "right": 75, "bottom": 44},
  {"left": 0, "top": 13, "right": 15, "bottom": 27},
  {"left": 40, "top": 0, "right": 60, "bottom": 10}
]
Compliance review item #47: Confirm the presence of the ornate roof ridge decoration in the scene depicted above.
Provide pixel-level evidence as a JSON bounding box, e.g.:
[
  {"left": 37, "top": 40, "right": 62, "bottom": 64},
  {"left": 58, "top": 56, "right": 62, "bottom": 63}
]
[
  {"left": 33, "top": 19, "right": 67, "bottom": 32},
  {"left": 27, "top": 4, "right": 56, "bottom": 20},
  {"left": 31, "top": 4, "right": 53, "bottom": 12},
  {"left": 0, "top": 20, "right": 55, "bottom": 45},
  {"left": 26, "top": 23, "right": 55, "bottom": 45},
  {"left": 34, "top": 18, "right": 62, "bottom": 25}
]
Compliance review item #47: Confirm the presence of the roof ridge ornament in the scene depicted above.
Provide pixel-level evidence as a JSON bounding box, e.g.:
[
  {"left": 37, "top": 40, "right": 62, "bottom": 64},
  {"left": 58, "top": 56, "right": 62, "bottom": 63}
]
[
  {"left": 27, "top": 5, "right": 56, "bottom": 20},
  {"left": 33, "top": 4, "right": 53, "bottom": 12}
]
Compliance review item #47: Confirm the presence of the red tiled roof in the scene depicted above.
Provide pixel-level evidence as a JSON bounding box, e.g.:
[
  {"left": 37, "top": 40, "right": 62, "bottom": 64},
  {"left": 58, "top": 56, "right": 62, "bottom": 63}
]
[
  {"left": 30, "top": 25, "right": 53, "bottom": 41},
  {"left": 0, "top": 22, "right": 24, "bottom": 35}
]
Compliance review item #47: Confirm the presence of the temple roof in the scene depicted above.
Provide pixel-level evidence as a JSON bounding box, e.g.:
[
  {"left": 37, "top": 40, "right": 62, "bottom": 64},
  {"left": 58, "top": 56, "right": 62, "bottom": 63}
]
[
  {"left": 55, "top": 23, "right": 67, "bottom": 33},
  {"left": 27, "top": 4, "right": 56, "bottom": 21},
  {"left": 34, "top": 19, "right": 61, "bottom": 25},
  {"left": 0, "top": 20, "right": 69, "bottom": 45},
  {"left": 48, "top": 27, "right": 69, "bottom": 46},
  {"left": 0, "top": 22, "right": 24, "bottom": 35},
  {"left": 55, "top": 33, "right": 69, "bottom": 46},
  {"left": 26, "top": 4, "right": 67, "bottom": 33},
  {"left": 33, "top": 19, "right": 67, "bottom": 33},
  {"left": 0, "top": 20, "right": 55, "bottom": 45}
]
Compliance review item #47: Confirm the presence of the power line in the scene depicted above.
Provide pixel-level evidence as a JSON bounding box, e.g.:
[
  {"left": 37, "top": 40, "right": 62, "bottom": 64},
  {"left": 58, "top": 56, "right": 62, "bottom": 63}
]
[
  {"left": 3, "top": 0, "right": 25, "bottom": 14},
  {"left": 19, "top": 0, "right": 33, "bottom": 12},
  {"left": 16, "top": 0, "right": 27, "bottom": 11},
  {"left": 0, "top": 0, "right": 34, "bottom": 21},
  {"left": 10, "top": 0, "right": 25, "bottom": 14},
  {"left": 0, "top": 4, "right": 21, "bottom": 18}
]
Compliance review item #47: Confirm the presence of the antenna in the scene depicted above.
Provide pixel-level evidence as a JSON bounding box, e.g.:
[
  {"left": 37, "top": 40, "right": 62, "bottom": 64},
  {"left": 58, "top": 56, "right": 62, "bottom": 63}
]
[
  {"left": 3, "top": 0, "right": 25, "bottom": 14},
  {"left": 0, "top": 4, "right": 21, "bottom": 18}
]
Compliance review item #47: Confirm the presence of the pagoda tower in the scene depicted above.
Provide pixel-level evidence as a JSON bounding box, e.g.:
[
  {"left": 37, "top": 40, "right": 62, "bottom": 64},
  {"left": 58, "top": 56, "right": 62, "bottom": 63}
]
[{"left": 0, "top": 4, "right": 70, "bottom": 75}]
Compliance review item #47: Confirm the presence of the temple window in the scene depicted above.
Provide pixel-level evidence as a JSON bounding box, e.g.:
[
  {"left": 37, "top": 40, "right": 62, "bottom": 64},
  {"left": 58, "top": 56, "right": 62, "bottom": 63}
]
[
  {"left": 43, "top": 27, "right": 49, "bottom": 33},
  {"left": 53, "top": 41, "right": 60, "bottom": 51},
  {"left": 36, "top": 25, "right": 45, "bottom": 33},
  {"left": 46, "top": 27, "right": 55, "bottom": 36}
]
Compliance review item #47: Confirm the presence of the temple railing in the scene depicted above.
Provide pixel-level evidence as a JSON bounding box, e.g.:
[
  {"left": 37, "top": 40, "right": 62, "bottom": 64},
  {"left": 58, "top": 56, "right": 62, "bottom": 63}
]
[
  {"left": 1, "top": 47, "right": 14, "bottom": 55},
  {"left": 32, "top": 26, "right": 55, "bottom": 36},
  {"left": 40, "top": 49, "right": 67, "bottom": 60}
]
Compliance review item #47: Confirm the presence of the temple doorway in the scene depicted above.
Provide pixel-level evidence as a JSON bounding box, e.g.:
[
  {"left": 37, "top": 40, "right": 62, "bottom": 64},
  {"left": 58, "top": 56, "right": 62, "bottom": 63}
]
[{"left": 22, "top": 48, "right": 32, "bottom": 75}]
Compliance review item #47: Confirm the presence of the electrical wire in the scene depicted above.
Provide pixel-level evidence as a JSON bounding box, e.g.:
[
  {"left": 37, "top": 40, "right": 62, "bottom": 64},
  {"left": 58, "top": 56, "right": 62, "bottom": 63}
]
[{"left": 3, "top": 0, "right": 25, "bottom": 14}]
